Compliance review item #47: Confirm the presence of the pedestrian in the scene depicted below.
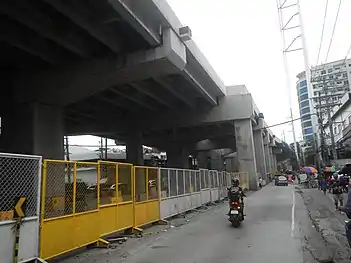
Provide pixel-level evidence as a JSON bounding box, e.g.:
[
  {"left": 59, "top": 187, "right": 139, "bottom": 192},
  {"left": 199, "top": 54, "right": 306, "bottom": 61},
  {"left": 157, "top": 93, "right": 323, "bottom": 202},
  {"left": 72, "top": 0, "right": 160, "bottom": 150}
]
[
  {"left": 332, "top": 181, "right": 344, "bottom": 210},
  {"left": 321, "top": 177, "right": 327, "bottom": 195}
]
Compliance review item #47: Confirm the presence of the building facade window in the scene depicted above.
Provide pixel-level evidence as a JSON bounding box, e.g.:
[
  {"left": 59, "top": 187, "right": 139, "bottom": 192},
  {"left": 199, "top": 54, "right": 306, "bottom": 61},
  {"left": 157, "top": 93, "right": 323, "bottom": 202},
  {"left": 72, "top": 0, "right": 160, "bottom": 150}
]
[
  {"left": 338, "top": 124, "right": 342, "bottom": 133},
  {"left": 299, "top": 80, "right": 307, "bottom": 87},
  {"left": 321, "top": 70, "right": 326, "bottom": 75},
  {"left": 302, "top": 115, "right": 311, "bottom": 121},
  {"left": 328, "top": 68, "right": 333, "bottom": 73},
  {"left": 304, "top": 127, "right": 313, "bottom": 135},
  {"left": 299, "top": 87, "right": 308, "bottom": 95},
  {"left": 301, "top": 107, "right": 310, "bottom": 115},
  {"left": 300, "top": 94, "right": 309, "bottom": 101},
  {"left": 343, "top": 73, "right": 348, "bottom": 78},
  {"left": 300, "top": 100, "right": 309, "bottom": 108},
  {"left": 302, "top": 121, "right": 312, "bottom": 128},
  {"left": 304, "top": 134, "right": 314, "bottom": 141},
  {"left": 334, "top": 126, "right": 337, "bottom": 134}
]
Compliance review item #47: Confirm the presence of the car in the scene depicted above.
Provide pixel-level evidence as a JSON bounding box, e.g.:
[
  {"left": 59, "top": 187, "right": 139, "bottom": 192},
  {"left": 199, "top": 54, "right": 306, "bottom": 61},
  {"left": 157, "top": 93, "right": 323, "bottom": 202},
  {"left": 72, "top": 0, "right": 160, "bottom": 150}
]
[{"left": 275, "top": 175, "right": 288, "bottom": 186}]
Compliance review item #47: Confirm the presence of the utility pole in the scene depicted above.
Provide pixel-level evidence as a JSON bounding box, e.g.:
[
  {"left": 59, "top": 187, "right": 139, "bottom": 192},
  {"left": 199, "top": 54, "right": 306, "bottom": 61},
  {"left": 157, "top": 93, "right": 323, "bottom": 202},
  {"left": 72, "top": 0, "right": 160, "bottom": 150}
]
[
  {"left": 317, "top": 92, "right": 327, "bottom": 165},
  {"left": 105, "top": 137, "right": 108, "bottom": 160},
  {"left": 65, "top": 136, "right": 70, "bottom": 161}
]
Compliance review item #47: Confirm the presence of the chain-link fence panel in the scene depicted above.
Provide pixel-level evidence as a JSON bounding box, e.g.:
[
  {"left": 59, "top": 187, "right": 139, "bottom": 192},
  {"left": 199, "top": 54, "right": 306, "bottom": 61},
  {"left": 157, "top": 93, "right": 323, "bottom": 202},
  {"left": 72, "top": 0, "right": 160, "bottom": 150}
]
[
  {"left": 98, "top": 162, "right": 117, "bottom": 206},
  {"left": 135, "top": 167, "right": 147, "bottom": 202},
  {"left": 0, "top": 154, "right": 41, "bottom": 220},
  {"left": 160, "top": 169, "right": 170, "bottom": 198},
  {"left": 184, "top": 170, "right": 191, "bottom": 194},
  {"left": 148, "top": 168, "right": 158, "bottom": 200},
  {"left": 195, "top": 171, "right": 200, "bottom": 192},
  {"left": 75, "top": 162, "right": 98, "bottom": 213},
  {"left": 178, "top": 170, "right": 184, "bottom": 195},
  {"left": 170, "top": 169, "right": 177, "bottom": 197},
  {"left": 118, "top": 164, "right": 132, "bottom": 202},
  {"left": 44, "top": 161, "right": 73, "bottom": 219}
]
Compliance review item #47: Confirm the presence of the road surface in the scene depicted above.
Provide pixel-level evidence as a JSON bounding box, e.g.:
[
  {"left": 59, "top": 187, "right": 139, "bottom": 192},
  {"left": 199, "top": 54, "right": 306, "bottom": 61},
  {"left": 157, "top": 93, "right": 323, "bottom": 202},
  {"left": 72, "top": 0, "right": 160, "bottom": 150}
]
[{"left": 58, "top": 184, "right": 334, "bottom": 263}]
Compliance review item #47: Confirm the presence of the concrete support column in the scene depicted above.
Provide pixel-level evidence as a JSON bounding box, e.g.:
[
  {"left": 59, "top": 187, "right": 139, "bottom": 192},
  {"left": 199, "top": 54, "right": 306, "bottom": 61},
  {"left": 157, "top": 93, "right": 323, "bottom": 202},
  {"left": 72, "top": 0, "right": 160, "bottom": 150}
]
[
  {"left": 253, "top": 130, "right": 267, "bottom": 180},
  {"left": 0, "top": 102, "right": 64, "bottom": 159},
  {"left": 234, "top": 119, "right": 258, "bottom": 190},
  {"left": 126, "top": 132, "right": 144, "bottom": 165},
  {"left": 270, "top": 147, "right": 277, "bottom": 171},
  {"left": 166, "top": 146, "right": 190, "bottom": 169},
  {"left": 264, "top": 145, "right": 272, "bottom": 174}
]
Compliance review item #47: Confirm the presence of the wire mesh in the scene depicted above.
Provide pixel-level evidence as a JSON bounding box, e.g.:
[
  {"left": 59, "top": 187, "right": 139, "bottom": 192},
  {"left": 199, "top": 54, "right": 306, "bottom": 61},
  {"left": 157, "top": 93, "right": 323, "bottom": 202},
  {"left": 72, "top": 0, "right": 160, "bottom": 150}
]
[
  {"left": 75, "top": 163, "right": 98, "bottom": 213},
  {"left": 0, "top": 154, "right": 40, "bottom": 220},
  {"left": 135, "top": 167, "right": 146, "bottom": 202},
  {"left": 190, "top": 171, "right": 196, "bottom": 193},
  {"left": 170, "top": 169, "right": 177, "bottom": 197},
  {"left": 177, "top": 170, "right": 184, "bottom": 195},
  {"left": 99, "top": 162, "right": 117, "bottom": 206},
  {"left": 195, "top": 171, "right": 200, "bottom": 192},
  {"left": 44, "top": 161, "right": 73, "bottom": 219},
  {"left": 184, "top": 170, "right": 191, "bottom": 194},
  {"left": 160, "top": 169, "right": 169, "bottom": 198},
  {"left": 118, "top": 164, "right": 132, "bottom": 202},
  {"left": 148, "top": 168, "right": 158, "bottom": 200}
]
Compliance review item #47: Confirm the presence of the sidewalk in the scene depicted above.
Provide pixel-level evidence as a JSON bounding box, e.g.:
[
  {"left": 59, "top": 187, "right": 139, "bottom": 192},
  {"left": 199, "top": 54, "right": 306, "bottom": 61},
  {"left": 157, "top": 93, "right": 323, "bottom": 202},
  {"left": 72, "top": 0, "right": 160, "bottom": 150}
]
[{"left": 298, "top": 186, "right": 351, "bottom": 262}]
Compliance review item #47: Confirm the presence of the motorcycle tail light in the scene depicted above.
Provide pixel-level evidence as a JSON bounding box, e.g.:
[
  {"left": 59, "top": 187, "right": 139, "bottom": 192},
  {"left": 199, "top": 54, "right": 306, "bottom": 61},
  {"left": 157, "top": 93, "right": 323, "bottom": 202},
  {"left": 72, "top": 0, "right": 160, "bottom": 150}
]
[{"left": 231, "top": 201, "right": 239, "bottom": 206}]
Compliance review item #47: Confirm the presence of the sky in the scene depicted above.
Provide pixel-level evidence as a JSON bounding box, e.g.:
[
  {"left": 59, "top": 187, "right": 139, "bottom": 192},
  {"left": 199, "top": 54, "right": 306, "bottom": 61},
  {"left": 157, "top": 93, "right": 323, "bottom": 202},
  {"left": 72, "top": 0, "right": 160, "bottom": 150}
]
[{"left": 70, "top": 0, "right": 351, "bottom": 148}]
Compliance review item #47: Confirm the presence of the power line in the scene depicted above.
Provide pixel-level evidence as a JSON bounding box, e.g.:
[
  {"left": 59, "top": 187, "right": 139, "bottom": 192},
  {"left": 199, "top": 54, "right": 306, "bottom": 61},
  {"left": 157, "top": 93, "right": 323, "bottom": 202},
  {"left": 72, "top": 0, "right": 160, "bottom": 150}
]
[
  {"left": 265, "top": 113, "right": 317, "bottom": 129},
  {"left": 316, "top": 0, "right": 329, "bottom": 65},
  {"left": 324, "top": 0, "right": 342, "bottom": 63}
]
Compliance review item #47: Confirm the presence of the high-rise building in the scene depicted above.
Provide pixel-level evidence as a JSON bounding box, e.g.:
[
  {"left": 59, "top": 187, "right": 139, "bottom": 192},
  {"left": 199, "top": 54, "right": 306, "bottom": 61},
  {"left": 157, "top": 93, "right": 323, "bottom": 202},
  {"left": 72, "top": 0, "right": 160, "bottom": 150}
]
[
  {"left": 296, "top": 71, "right": 314, "bottom": 142},
  {"left": 296, "top": 58, "right": 351, "bottom": 143}
]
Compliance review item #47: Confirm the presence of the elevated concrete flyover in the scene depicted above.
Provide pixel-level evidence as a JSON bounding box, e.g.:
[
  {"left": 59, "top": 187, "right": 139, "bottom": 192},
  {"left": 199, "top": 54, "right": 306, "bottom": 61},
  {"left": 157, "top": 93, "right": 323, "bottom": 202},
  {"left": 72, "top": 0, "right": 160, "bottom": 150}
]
[
  {"left": 0, "top": 0, "right": 225, "bottom": 158},
  {"left": 68, "top": 85, "right": 283, "bottom": 190}
]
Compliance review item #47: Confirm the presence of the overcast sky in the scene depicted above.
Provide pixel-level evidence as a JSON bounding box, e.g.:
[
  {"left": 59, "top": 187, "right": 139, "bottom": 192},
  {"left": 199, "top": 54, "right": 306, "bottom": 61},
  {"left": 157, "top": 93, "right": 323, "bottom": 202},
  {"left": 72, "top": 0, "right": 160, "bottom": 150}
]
[{"left": 70, "top": 0, "right": 351, "bottom": 148}]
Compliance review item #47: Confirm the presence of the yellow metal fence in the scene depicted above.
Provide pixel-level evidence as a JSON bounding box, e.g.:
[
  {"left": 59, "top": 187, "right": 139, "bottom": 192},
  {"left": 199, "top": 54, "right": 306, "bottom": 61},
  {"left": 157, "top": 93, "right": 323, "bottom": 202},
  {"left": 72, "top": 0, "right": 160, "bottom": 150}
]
[
  {"left": 40, "top": 160, "right": 160, "bottom": 260},
  {"left": 40, "top": 159, "right": 247, "bottom": 260}
]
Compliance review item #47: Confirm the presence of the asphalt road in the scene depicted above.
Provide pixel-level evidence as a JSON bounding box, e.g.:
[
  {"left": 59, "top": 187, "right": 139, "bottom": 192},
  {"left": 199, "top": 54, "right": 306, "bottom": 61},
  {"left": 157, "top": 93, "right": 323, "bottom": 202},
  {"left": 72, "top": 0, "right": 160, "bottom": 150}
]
[{"left": 57, "top": 184, "right": 333, "bottom": 263}]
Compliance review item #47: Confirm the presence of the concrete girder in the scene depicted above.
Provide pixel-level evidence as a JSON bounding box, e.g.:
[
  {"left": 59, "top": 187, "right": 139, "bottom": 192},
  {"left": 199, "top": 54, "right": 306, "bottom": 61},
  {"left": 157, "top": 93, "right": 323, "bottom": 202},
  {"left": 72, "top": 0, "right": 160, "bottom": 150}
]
[
  {"left": 108, "top": 0, "right": 161, "bottom": 46},
  {"left": 65, "top": 93, "right": 254, "bottom": 136},
  {"left": 15, "top": 27, "right": 186, "bottom": 106},
  {"left": 0, "top": 0, "right": 96, "bottom": 58},
  {"left": 182, "top": 69, "right": 217, "bottom": 106},
  {"left": 127, "top": 82, "right": 176, "bottom": 108},
  {"left": 42, "top": 0, "right": 125, "bottom": 53},
  {"left": 109, "top": 87, "right": 157, "bottom": 110},
  {"left": 0, "top": 17, "right": 67, "bottom": 64},
  {"left": 153, "top": 77, "right": 195, "bottom": 108}
]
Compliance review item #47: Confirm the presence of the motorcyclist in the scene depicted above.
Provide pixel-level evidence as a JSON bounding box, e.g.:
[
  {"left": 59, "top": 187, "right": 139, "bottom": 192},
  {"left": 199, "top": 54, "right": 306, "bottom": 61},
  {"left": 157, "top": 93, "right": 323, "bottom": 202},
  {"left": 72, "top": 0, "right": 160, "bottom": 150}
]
[{"left": 227, "top": 178, "right": 246, "bottom": 217}]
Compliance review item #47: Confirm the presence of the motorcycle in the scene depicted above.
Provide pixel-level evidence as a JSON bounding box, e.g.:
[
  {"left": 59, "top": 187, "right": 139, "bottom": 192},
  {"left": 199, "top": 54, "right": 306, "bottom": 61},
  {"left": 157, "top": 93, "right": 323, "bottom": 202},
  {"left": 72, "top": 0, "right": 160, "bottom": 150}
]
[{"left": 228, "top": 200, "right": 244, "bottom": 227}]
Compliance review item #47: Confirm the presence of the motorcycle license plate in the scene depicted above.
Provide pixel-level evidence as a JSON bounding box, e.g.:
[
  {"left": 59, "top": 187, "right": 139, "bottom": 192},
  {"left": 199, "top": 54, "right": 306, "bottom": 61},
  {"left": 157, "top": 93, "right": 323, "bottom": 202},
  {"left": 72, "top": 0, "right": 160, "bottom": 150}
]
[{"left": 230, "top": 210, "right": 239, "bottom": 215}]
